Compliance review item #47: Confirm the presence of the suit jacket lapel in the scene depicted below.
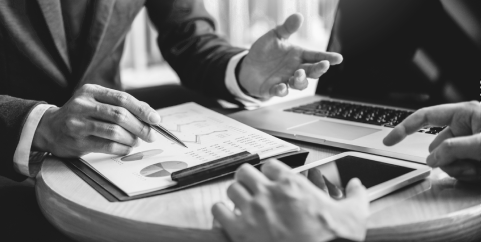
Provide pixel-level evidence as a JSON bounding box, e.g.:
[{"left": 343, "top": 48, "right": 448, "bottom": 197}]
[
  {"left": 78, "top": 0, "right": 116, "bottom": 83},
  {"left": 37, "top": 0, "right": 71, "bottom": 71},
  {"left": 0, "top": 0, "right": 68, "bottom": 87}
]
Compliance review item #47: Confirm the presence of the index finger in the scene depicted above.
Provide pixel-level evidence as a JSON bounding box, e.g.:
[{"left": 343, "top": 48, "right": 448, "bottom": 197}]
[
  {"left": 383, "top": 103, "right": 460, "bottom": 146},
  {"left": 302, "top": 51, "right": 343, "bottom": 65},
  {"left": 90, "top": 86, "right": 160, "bottom": 124}
]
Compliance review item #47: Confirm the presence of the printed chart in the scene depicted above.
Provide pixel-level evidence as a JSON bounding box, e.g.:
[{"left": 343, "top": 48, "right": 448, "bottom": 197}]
[
  {"left": 80, "top": 103, "right": 300, "bottom": 196},
  {"left": 120, "top": 149, "right": 163, "bottom": 162},
  {"left": 140, "top": 161, "right": 188, "bottom": 178}
]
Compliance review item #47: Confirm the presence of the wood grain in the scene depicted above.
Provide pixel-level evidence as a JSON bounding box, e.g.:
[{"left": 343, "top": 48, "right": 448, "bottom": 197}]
[{"left": 36, "top": 140, "right": 481, "bottom": 241}]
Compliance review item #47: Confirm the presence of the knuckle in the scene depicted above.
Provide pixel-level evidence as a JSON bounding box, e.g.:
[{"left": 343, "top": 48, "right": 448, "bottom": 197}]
[
  {"left": 86, "top": 121, "right": 97, "bottom": 134},
  {"left": 276, "top": 178, "right": 300, "bottom": 199},
  {"left": 279, "top": 175, "right": 296, "bottom": 188},
  {"left": 80, "top": 84, "right": 96, "bottom": 94},
  {"left": 65, "top": 118, "right": 79, "bottom": 131},
  {"left": 114, "top": 93, "right": 129, "bottom": 106},
  {"left": 442, "top": 139, "right": 454, "bottom": 151},
  {"left": 111, "top": 107, "right": 128, "bottom": 123},
  {"left": 106, "top": 125, "right": 120, "bottom": 139},
  {"left": 69, "top": 98, "right": 87, "bottom": 111},
  {"left": 468, "top": 100, "right": 480, "bottom": 108},
  {"left": 138, "top": 101, "right": 150, "bottom": 114},
  {"left": 104, "top": 142, "right": 117, "bottom": 154},
  {"left": 139, "top": 122, "right": 150, "bottom": 137},
  {"left": 93, "top": 104, "right": 102, "bottom": 114}
]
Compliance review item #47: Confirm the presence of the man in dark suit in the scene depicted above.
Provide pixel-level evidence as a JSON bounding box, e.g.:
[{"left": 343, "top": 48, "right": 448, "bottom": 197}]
[{"left": 0, "top": 0, "right": 342, "bottom": 240}]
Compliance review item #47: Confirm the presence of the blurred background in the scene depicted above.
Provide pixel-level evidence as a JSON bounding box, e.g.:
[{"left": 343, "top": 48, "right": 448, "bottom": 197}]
[{"left": 121, "top": 0, "right": 339, "bottom": 105}]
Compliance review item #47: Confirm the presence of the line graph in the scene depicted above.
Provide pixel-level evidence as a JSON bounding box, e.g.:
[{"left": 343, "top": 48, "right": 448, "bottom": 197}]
[
  {"left": 168, "top": 120, "right": 206, "bottom": 132},
  {"left": 159, "top": 112, "right": 187, "bottom": 123},
  {"left": 180, "top": 130, "right": 228, "bottom": 145}
]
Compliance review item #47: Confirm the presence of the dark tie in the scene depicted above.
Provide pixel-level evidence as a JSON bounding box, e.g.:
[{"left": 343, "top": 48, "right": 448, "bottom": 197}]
[{"left": 60, "top": 0, "right": 91, "bottom": 73}]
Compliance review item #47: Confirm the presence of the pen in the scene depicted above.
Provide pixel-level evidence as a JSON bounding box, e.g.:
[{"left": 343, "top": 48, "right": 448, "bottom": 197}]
[{"left": 134, "top": 115, "right": 188, "bottom": 148}]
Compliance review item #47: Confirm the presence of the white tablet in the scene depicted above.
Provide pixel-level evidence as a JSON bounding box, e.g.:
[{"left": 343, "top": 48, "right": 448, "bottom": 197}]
[{"left": 292, "top": 152, "right": 431, "bottom": 201}]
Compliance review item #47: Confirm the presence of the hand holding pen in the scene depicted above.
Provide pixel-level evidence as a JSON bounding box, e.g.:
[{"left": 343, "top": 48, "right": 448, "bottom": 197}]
[
  {"left": 32, "top": 84, "right": 181, "bottom": 158},
  {"left": 134, "top": 115, "right": 187, "bottom": 148}
]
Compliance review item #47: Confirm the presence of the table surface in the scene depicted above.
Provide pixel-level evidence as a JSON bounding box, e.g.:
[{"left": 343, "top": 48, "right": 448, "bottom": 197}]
[{"left": 36, "top": 139, "right": 481, "bottom": 242}]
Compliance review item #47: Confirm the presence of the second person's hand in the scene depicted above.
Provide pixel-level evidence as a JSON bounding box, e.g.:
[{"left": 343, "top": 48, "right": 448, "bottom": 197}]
[
  {"left": 383, "top": 101, "right": 481, "bottom": 182},
  {"left": 32, "top": 84, "right": 161, "bottom": 158},
  {"left": 212, "top": 159, "right": 369, "bottom": 242}
]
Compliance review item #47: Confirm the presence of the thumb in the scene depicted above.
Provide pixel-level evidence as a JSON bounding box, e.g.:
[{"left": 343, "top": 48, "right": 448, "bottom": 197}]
[
  {"left": 345, "top": 178, "right": 368, "bottom": 202},
  {"left": 275, "top": 13, "right": 303, "bottom": 39}
]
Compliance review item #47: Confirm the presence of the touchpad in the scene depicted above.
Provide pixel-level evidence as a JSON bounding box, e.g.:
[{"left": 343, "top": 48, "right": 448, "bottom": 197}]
[{"left": 288, "top": 120, "right": 381, "bottom": 140}]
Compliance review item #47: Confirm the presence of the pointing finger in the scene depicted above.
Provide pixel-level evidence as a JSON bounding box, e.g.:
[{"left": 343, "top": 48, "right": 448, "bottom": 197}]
[
  {"left": 89, "top": 85, "right": 160, "bottom": 125},
  {"left": 274, "top": 13, "right": 303, "bottom": 39},
  {"left": 383, "top": 103, "right": 461, "bottom": 146},
  {"left": 302, "top": 51, "right": 343, "bottom": 65}
]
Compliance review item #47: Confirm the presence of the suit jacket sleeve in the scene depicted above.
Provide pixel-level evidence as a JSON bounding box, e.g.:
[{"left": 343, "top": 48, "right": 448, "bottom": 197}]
[
  {"left": 0, "top": 95, "right": 44, "bottom": 181},
  {"left": 145, "top": 0, "right": 246, "bottom": 103}
]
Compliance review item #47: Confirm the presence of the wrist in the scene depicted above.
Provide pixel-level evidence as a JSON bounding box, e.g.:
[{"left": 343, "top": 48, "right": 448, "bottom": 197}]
[
  {"left": 32, "top": 107, "right": 58, "bottom": 153},
  {"left": 236, "top": 57, "right": 258, "bottom": 98}
]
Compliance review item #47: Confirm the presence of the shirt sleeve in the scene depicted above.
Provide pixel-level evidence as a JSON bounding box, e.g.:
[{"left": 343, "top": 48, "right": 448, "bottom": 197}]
[
  {"left": 13, "top": 104, "right": 55, "bottom": 177},
  {"left": 224, "top": 51, "right": 263, "bottom": 110}
]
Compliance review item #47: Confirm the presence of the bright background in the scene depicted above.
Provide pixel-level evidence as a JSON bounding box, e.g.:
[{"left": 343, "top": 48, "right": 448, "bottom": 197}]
[{"left": 121, "top": 0, "right": 339, "bottom": 106}]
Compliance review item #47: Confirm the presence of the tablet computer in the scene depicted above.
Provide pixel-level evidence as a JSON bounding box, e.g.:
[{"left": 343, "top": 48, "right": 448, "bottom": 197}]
[{"left": 292, "top": 152, "right": 431, "bottom": 201}]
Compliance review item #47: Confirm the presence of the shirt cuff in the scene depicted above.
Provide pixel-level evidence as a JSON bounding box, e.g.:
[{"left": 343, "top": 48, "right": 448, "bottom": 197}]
[
  {"left": 225, "top": 51, "right": 263, "bottom": 110},
  {"left": 13, "top": 104, "right": 55, "bottom": 177}
]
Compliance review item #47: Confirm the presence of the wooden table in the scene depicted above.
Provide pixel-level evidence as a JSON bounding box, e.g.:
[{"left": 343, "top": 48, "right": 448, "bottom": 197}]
[{"left": 36, "top": 140, "right": 481, "bottom": 242}]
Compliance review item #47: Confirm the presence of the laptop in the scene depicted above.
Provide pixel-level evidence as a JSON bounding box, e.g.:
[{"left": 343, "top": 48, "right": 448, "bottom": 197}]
[{"left": 231, "top": 0, "right": 480, "bottom": 163}]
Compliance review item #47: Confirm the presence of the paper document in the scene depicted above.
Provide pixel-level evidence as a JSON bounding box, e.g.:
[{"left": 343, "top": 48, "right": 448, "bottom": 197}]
[{"left": 81, "top": 103, "right": 300, "bottom": 196}]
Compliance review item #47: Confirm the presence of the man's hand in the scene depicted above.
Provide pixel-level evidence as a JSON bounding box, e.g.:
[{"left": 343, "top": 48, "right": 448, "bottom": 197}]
[
  {"left": 238, "top": 13, "right": 343, "bottom": 99},
  {"left": 383, "top": 101, "right": 481, "bottom": 182},
  {"left": 212, "top": 159, "right": 369, "bottom": 242},
  {"left": 32, "top": 84, "right": 160, "bottom": 157}
]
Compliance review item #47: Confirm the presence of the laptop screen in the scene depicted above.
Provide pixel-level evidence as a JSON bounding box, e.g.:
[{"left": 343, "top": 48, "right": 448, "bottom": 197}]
[{"left": 317, "top": 0, "right": 480, "bottom": 109}]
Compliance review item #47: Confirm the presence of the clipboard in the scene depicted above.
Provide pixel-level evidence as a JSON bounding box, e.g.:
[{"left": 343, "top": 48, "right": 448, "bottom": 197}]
[{"left": 63, "top": 149, "right": 309, "bottom": 202}]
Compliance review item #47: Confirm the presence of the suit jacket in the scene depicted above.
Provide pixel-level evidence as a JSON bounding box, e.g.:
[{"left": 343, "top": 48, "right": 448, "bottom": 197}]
[{"left": 0, "top": 0, "right": 244, "bottom": 181}]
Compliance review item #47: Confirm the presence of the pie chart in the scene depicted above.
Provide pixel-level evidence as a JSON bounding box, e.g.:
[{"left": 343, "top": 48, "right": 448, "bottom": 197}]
[
  {"left": 121, "top": 149, "right": 163, "bottom": 162},
  {"left": 140, "top": 161, "right": 188, "bottom": 178}
]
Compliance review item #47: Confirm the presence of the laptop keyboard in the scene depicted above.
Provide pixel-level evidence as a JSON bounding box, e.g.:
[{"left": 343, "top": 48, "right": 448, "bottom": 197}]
[{"left": 284, "top": 100, "right": 446, "bottom": 135}]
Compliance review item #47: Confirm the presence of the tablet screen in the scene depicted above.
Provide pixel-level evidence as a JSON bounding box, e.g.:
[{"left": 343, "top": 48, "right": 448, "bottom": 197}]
[{"left": 301, "top": 155, "right": 415, "bottom": 199}]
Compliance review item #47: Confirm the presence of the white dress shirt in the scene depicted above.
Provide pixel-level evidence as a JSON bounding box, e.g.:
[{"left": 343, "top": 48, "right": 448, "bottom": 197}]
[{"left": 13, "top": 52, "right": 260, "bottom": 177}]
